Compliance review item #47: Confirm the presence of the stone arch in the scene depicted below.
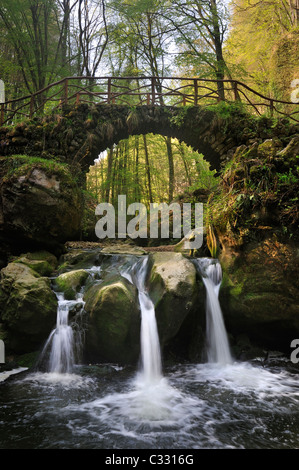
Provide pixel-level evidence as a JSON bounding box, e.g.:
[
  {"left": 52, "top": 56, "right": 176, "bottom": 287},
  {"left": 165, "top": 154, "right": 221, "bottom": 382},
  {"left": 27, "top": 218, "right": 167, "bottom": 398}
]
[
  {"left": 73, "top": 105, "right": 236, "bottom": 172},
  {"left": 0, "top": 103, "right": 264, "bottom": 176}
]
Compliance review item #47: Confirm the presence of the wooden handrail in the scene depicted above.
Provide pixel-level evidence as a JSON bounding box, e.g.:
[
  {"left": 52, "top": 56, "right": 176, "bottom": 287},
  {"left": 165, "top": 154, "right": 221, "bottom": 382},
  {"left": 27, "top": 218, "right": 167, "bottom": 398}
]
[{"left": 0, "top": 75, "right": 298, "bottom": 125}]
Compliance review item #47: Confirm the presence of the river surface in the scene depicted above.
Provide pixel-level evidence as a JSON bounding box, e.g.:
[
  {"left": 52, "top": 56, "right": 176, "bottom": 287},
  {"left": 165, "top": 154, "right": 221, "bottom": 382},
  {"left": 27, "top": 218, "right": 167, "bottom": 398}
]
[{"left": 1, "top": 358, "right": 299, "bottom": 449}]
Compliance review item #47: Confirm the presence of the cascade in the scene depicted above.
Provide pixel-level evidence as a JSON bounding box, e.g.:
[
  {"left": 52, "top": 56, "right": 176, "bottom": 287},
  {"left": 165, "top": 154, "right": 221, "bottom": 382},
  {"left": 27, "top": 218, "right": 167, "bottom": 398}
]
[
  {"left": 39, "top": 292, "right": 85, "bottom": 374},
  {"left": 122, "top": 256, "right": 163, "bottom": 383},
  {"left": 195, "top": 258, "right": 233, "bottom": 365}
]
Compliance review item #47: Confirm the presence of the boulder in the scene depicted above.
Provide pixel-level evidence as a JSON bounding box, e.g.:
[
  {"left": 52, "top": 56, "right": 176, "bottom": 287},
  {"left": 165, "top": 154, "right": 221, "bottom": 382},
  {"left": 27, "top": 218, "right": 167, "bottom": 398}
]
[
  {"left": 219, "top": 237, "right": 299, "bottom": 352},
  {"left": 13, "top": 250, "right": 58, "bottom": 276},
  {"left": 54, "top": 269, "right": 89, "bottom": 300},
  {"left": 146, "top": 252, "right": 200, "bottom": 346},
  {"left": 84, "top": 275, "right": 141, "bottom": 364},
  {"left": 0, "top": 157, "right": 83, "bottom": 254},
  {"left": 0, "top": 262, "right": 57, "bottom": 353}
]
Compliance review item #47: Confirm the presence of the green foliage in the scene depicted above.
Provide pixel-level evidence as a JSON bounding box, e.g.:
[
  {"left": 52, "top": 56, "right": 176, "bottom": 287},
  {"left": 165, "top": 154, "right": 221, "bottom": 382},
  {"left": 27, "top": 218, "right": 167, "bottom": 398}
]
[
  {"left": 169, "top": 107, "right": 190, "bottom": 127},
  {"left": 206, "top": 100, "right": 248, "bottom": 120}
]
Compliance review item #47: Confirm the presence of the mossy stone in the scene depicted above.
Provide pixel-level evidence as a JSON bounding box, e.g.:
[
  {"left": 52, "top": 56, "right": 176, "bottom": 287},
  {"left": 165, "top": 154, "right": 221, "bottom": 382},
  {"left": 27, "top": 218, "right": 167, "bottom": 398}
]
[
  {"left": 84, "top": 275, "right": 140, "bottom": 364},
  {"left": 54, "top": 269, "right": 89, "bottom": 299}
]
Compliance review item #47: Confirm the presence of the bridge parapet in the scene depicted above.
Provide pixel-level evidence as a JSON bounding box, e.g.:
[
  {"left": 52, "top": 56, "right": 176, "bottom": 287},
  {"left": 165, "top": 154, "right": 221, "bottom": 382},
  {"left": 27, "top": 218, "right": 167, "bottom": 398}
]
[{"left": 1, "top": 76, "right": 298, "bottom": 127}]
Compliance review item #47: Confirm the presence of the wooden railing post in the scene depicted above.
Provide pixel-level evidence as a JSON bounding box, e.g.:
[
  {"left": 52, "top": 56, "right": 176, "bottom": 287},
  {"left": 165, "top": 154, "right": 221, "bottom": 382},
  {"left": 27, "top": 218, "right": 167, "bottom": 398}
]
[
  {"left": 270, "top": 99, "right": 274, "bottom": 117},
  {"left": 107, "top": 78, "right": 111, "bottom": 104},
  {"left": 151, "top": 77, "right": 156, "bottom": 105},
  {"left": 233, "top": 82, "right": 239, "bottom": 102},
  {"left": 194, "top": 79, "right": 198, "bottom": 106}
]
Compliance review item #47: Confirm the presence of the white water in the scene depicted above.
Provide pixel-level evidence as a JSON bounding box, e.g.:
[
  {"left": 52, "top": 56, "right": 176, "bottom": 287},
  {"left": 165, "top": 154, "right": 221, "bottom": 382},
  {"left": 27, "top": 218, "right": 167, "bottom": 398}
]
[
  {"left": 122, "top": 256, "right": 162, "bottom": 384},
  {"left": 40, "top": 292, "right": 85, "bottom": 374},
  {"left": 195, "top": 258, "right": 233, "bottom": 365}
]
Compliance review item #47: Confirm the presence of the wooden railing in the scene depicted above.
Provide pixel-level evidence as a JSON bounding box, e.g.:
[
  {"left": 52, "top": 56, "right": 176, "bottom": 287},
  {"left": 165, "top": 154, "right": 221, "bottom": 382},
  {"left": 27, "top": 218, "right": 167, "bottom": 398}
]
[{"left": 0, "top": 76, "right": 298, "bottom": 126}]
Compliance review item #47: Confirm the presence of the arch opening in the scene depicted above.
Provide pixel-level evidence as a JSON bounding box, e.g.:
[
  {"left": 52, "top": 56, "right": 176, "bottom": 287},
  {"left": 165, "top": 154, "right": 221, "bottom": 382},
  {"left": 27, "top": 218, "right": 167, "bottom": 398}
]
[{"left": 87, "top": 133, "right": 218, "bottom": 208}]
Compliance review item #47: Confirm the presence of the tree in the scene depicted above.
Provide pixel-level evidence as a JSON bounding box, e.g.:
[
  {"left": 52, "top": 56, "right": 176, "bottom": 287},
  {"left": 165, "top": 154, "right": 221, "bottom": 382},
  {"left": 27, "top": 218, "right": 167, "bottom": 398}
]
[
  {"left": 0, "top": 0, "right": 70, "bottom": 98},
  {"left": 226, "top": 0, "right": 299, "bottom": 97},
  {"left": 75, "top": 0, "right": 109, "bottom": 77},
  {"left": 162, "top": 0, "right": 230, "bottom": 100}
]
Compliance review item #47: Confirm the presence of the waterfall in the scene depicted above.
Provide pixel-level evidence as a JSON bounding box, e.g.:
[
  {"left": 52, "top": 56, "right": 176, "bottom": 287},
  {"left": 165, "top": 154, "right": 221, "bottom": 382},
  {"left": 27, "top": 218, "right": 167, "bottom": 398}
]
[
  {"left": 122, "top": 257, "right": 162, "bottom": 383},
  {"left": 39, "top": 292, "right": 85, "bottom": 374},
  {"left": 195, "top": 258, "right": 233, "bottom": 365}
]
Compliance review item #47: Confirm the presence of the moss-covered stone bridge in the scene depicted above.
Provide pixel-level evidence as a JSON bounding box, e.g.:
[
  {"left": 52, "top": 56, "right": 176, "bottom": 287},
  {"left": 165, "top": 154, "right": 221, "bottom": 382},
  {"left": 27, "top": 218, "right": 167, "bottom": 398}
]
[
  {"left": 1, "top": 102, "right": 298, "bottom": 175},
  {"left": 0, "top": 76, "right": 298, "bottom": 174}
]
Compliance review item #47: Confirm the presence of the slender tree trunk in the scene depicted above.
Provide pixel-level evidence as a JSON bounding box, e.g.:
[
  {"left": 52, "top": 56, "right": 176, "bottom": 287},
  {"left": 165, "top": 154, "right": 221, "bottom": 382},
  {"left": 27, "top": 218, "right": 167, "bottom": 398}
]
[
  {"left": 179, "top": 144, "right": 192, "bottom": 187},
  {"left": 210, "top": 0, "right": 225, "bottom": 101},
  {"left": 165, "top": 136, "right": 174, "bottom": 203},
  {"left": 135, "top": 135, "right": 140, "bottom": 201},
  {"left": 105, "top": 146, "right": 114, "bottom": 202},
  {"left": 143, "top": 134, "right": 153, "bottom": 204}
]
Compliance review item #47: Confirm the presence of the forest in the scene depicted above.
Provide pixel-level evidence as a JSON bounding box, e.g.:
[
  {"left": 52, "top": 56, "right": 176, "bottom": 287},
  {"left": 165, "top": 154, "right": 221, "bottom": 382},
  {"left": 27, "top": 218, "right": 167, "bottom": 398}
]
[
  {"left": 1, "top": 0, "right": 299, "bottom": 451},
  {"left": 1, "top": 0, "right": 298, "bottom": 208}
]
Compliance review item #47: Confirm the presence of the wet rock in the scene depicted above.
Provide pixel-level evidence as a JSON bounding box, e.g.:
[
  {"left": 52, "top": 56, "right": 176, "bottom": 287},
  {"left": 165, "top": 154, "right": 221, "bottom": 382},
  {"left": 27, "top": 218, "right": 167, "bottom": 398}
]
[
  {"left": 146, "top": 252, "right": 200, "bottom": 346},
  {"left": 0, "top": 262, "right": 57, "bottom": 353},
  {"left": 219, "top": 238, "right": 299, "bottom": 352},
  {"left": 84, "top": 275, "right": 141, "bottom": 364},
  {"left": 54, "top": 269, "right": 89, "bottom": 300}
]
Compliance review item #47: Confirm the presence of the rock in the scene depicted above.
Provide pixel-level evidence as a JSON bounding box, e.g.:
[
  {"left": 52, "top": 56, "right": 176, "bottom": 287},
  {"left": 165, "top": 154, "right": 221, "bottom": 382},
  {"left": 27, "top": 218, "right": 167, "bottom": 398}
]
[
  {"left": 146, "top": 252, "right": 200, "bottom": 346},
  {"left": 257, "top": 138, "right": 283, "bottom": 158},
  {"left": 54, "top": 269, "right": 89, "bottom": 300},
  {"left": 219, "top": 237, "right": 299, "bottom": 352},
  {"left": 0, "top": 157, "right": 83, "bottom": 253},
  {"left": 277, "top": 136, "right": 299, "bottom": 163},
  {"left": 0, "top": 263, "right": 57, "bottom": 353},
  {"left": 13, "top": 250, "right": 58, "bottom": 276},
  {"left": 57, "top": 248, "right": 102, "bottom": 273},
  {"left": 100, "top": 245, "right": 147, "bottom": 256},
  {"left": 84, "top": 275, "right": 141, "bottom": 364}
]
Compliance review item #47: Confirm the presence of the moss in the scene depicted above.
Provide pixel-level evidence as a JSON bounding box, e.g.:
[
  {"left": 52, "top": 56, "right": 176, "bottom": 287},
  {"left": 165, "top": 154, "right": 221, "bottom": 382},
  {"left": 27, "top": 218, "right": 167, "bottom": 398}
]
[
  {"left": 54, "top": 269, "right": 89, "bottom": 300},
  {"left": 1, "top": 155, "right": 75, "bottom": 184},
  {"left": 13, "top": 251, "right": 58, "bottom": 277},
  {"left": 16, "top": 351, "right": 39, "bottom": 368}
]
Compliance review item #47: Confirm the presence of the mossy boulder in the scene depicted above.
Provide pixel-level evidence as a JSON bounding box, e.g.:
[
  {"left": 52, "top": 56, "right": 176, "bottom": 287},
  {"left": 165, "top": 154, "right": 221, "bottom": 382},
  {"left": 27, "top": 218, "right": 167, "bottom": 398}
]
[
  {"left": 0, "top": 262, "right": 57, "bottom": 353},
  {"left": 13, "top": 250, "right": 58, "bottom": 276},
  {"left": 146, "top": 252, "right": 200, "bottom": 346},
  {"left": 219, "top": 238, "right": 299, "bottom": 352},
  {"left": 84, "top": 275, "right": 140, "bottom": 364},
  {"left": 0, "top": 156, "right": 83, "bottom": 253},
  {"left": 54, "top": 269, "right": 89, "bottom": 300}
]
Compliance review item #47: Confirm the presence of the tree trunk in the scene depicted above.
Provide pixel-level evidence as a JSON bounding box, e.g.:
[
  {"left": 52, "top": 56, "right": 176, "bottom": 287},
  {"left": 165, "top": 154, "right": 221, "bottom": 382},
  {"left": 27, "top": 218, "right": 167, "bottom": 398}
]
[
  {"left": 105, "top": 146, "right": 114, "bottom": 202},
  {"left": 165, "top": 136, "right": 174, "bottom": 203},
  {"left": 210, "top": 0, "right": 225, "bottom": 101},
  {"left": 143, "top": 134, "right": 153, "bottom": 204}
]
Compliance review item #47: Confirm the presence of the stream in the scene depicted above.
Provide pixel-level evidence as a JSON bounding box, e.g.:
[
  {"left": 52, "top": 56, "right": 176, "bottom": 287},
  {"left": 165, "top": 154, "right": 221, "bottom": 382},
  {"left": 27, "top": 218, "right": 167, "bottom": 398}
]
[{"left": 1, "top": 254, "right": 299, "bottom": 449}]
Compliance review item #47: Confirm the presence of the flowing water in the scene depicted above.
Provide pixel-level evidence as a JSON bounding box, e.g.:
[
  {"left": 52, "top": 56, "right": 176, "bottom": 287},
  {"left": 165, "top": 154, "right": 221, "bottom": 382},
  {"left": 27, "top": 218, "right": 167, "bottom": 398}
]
[
  {"left": 1, "top": 254, "right": 299, "bottom": 449},
  {"left": 194, "top": 258, "right": 233, "bottom": 365},
  {"left": 121, "top": 257, "right": 162, "bottom": 384}
]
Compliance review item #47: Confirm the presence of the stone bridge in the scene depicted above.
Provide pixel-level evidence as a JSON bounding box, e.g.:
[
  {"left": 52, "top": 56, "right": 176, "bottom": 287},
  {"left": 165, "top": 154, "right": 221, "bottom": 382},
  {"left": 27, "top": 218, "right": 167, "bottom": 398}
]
[{"left": 0, "top": 102, "right": 286, "bottom": 174}]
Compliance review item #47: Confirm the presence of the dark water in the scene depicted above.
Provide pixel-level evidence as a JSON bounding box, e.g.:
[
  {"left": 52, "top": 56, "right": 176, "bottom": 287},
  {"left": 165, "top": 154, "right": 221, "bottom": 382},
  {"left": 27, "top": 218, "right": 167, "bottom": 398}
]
[{"left": 1, "top": 358, "right": 299, "bottom": 449}]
